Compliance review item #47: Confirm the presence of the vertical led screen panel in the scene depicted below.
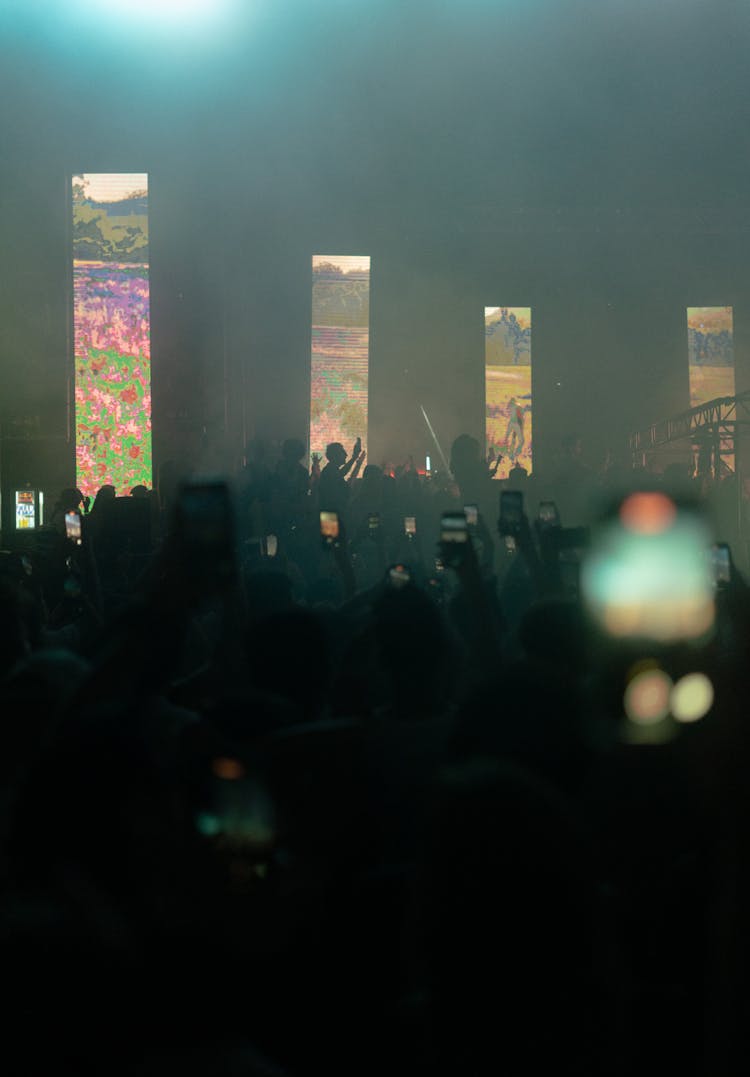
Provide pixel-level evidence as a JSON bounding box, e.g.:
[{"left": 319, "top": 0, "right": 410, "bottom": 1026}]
[
  {"left": 485, "top": 307, "right": 532, "bottom": 479},
  {"left": 687, "top": 306, "right": 735, "bottom": 409},
  {"left": 310, "top": 255, "right": 370, "bottom": 460},
  {"left": 73, "top": 173, "right": 152, "bottom": 497},
  {"left": 688, "top": 306, "right": 735, "bottom": 475}
]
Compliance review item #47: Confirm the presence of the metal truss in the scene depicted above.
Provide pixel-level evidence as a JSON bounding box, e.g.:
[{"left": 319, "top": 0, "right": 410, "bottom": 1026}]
[{"left": 630, "top": 391, "right": 750, "bottom": 472}]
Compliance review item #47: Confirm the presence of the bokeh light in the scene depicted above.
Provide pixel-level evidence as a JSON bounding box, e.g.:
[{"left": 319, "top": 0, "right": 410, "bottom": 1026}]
[
  {"left": 582, "top": 505, "right": 714, "bottom": 643},
  {"left": 671, "top": 672, "right": 714, "bottom": 723},
  {"left": 211, "top": 757, "right": 245, "bottom": 781},
  {"left": 620, "top": 491, "right": 677, "bottom": 535},
  {"left": 624, "top": 667, "right": 673, "bottom": 724}
]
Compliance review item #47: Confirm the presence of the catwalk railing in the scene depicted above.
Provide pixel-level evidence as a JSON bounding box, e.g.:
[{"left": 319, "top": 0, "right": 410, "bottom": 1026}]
[{"left": 630, "top": 391, "right": 750, "bottom": 464}]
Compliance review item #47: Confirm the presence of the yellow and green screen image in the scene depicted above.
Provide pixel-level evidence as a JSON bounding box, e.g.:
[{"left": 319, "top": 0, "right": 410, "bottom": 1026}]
[
  {"left": 73, "top": 173, "right": 152, "bottom": 497},
  {"left": 310, "top": 255, "right": 370, "bottom": 461},
  {"left": 485, "top": 307, "right": 532, "bottom": 479},
  {"left": 687, "top": 306, "right": 734, "bottom": 409}
]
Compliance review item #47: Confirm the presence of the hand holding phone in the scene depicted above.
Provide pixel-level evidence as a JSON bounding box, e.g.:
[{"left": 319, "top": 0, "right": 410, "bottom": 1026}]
[
  {"left": 175, "top": 481, "right": 236, "bottom": 589},
  {"left": 65, "top": 512, "right": 82, "bottom": 546},
  {"left": 388, "top": 563, "right": 411, "bottom": 589},
  {"left": 537, "top": 500, "right": 560, "bottom": 530},
  {"left": 404, "top": 515, "right": 417, "bottom": 537},
  {"left": 440, "top": 511, "right": 469, "bottom": 568},
  {"left": 320, "top": 510, "right": 340, "bottom": 547},
  {"left": 499, "top": 490, "right": 523, "bottom": 535},
  {"left": 710, "top": 542, "right": 731, "bottom": 588}
]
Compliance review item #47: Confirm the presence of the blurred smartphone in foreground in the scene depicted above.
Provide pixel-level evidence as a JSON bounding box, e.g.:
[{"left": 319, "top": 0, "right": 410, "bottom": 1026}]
[
  {"left": 499, "top": 490, "right": 523, "bottom": 533},
  {"left": 65, "top": 512, "right": 82, "bottom": 545},
  {"left": 440, "top": 511, "right": 469, "bottom": 568},
  {"left": 710, "top": 542, "right": 731, "bottom": 588},
  {"left": 176, "top": 481, "right": 236, "bottom": 584},
  {"left": 388, "top": 563, "right": 411, "bottom": 588},
  {"left": 464, "top": 504, "right": 478, "bottom": 527},
  {"left": 404, "top": 515, "right": 417, "bottom": 536},
  {"left": 441, "top": 512, "right": 468, "bottom": 544},
  {"left": 537, "top": 500, "right": 560, "bottom": 530},
  {"left": 320, "top": 510, "right": 340, "bottom": 545}
]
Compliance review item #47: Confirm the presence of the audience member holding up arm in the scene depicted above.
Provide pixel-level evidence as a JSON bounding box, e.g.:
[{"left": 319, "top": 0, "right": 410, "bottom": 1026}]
[
  {"left": 318, "top": 438, "right": 366, "bottom": 516},
  {"left": 440, "top": 509, "right": 503, "bottom": 676}
]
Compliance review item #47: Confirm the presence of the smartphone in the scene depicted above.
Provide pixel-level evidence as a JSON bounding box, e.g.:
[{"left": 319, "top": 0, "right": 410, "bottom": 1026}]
[
  {"left": 320, "top": 510, "right": 340, "bottom": 545},
  {"left": 709, "top": 542, "right": 731, "bottom": 587},
  {"left": 404, "top": 515, "right": 417, "bottom": 536},
  {"left": 15, "top": 490, "right": 36, "bottom": 530},
  {"left": 581, "top": 494, "right": 714, "bottom": 644},
  {"left": 440, "top": 511, "right": 469, "bottom": 568},
  {"left": 388, "top": 563, "right": 411, "bottom": 588},
  {"left": 464, "top": 504, "right": 478, "bottom": 527},
  {"left": 368, "top": 513, "right": 381, "bottom": 532},
  {"left": 265, "top": 534, "right": 278, "bottom": 558},
  {"left": 441, "top": 512, "right": 469, "bottom": 544},
  {"left": 197, "top": 761, "right": 276, "bottom": 851},
  {"left": 425, "top": 455, "right": 432, "bottom": 476},
  {"left": 499, "top": 490, "right": 523, "bottom": 533},
  {"left": 65, "top": 511, "right": 82, "bottom": 545},
  {"left": 537, "top": 500, "right": 560, "bottom": 530},
  {"left": 176, "top": 481, "right": 236, "bottom": 583}
]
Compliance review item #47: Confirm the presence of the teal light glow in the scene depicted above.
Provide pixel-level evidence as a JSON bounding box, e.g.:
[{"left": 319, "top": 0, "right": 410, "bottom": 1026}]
[
  {"left": 582, "top": 511, "right": 715, "bottom": 643},
  {"left": 77, "top": 0, "right": 234, "bottom": 19},
  {"left": 70, "top": 0, "right": 241, "bottom": 35}
]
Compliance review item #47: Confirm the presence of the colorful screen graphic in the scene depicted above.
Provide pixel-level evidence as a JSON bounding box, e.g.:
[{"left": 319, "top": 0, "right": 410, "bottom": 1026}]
[
  {"left": 687, "top": 306, "right": 735, "bottom": 409},
  {"left": 73, "top": 173, "right": 152, "bottom": 497},
  {"left": 485, "top": 307, "right": 532, "bottom": 479},
  {"left": 15, "top": 490, "right": 36, "bottom": 530},
  {"left": 310, "top": 255, "right": 370, "bottom": 461}
]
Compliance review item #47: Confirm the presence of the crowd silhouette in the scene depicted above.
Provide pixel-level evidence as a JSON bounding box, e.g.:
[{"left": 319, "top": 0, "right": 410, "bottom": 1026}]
[{"left": 1, "top": 433, "right": 750, "bottom": 1076}]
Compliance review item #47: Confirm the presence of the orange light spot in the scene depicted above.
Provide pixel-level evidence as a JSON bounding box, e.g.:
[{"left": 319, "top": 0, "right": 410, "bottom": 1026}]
[
  {"left": 211, "top": 757, "right": 245, "bottom": 781},
  {"left": 619, "top": 492, "right": 677, "bottom": 535},
  {"left": 624, "top": 668, "right": 672, "bottom": 724}
]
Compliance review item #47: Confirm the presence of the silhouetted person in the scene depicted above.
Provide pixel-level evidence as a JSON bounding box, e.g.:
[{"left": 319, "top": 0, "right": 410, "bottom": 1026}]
[{"left": 318, "top": 438, "right": 365, "bottom": 515}]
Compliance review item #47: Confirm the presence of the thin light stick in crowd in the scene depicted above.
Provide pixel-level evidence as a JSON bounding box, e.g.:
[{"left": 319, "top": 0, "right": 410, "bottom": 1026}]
[{"left": 419, "top": 404, "right": 453, "bottom": 478}]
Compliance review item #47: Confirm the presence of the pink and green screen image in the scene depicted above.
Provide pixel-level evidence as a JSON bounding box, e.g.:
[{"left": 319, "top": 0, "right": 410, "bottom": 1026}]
[
  {"left": 310, "top": 255, "right": 370, "bottom": 460},
  {"left": 687, "top": 306, "right": 735, "bottom": 409},
  {"left": 73, "top": 173, "right": 152, "bottom": 497},
  {"left": 485, "top": 307, "right": 532, "bottom": 479}
]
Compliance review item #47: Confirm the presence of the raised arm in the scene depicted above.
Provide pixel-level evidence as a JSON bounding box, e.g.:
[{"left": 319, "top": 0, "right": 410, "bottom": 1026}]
[{"left": 341, "top": 437, "right": 362, "bottom": 477}]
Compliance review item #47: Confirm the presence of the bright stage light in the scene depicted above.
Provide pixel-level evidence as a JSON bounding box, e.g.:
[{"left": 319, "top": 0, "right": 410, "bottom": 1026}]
[{"left": 75, "top": 0, "right": 236, "bottom": 25}]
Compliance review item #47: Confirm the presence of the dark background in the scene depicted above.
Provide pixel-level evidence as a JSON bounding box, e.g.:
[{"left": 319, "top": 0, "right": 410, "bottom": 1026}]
[{"left": 2, "top": 0, "right": 750, "bottom": 495}]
